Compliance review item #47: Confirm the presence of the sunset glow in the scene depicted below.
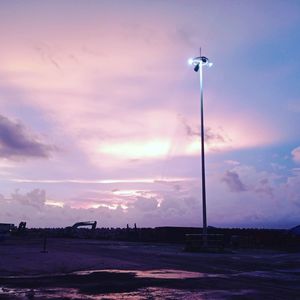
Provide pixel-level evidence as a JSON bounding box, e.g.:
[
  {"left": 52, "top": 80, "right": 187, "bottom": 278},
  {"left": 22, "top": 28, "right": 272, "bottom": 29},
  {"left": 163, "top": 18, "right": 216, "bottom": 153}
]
[{"left": 0, "top": 0, "right": 300, "bottom": 228}]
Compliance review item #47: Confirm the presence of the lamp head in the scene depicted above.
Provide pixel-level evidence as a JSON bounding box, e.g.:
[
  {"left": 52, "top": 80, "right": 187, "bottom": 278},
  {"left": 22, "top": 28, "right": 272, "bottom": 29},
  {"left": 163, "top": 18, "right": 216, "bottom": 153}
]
[
  {"left": 188, "top": 56, "right": 213, "bottom": 72},
  {"left": 194, "top": 64, "right": 199, "bottom": 72}
]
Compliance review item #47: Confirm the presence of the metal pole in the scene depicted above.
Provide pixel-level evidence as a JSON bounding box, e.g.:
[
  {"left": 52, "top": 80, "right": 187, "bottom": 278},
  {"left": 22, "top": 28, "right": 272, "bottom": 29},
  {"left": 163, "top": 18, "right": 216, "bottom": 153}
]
[{"left": 199, "top": 61, "right": 208, "bottom": 247}]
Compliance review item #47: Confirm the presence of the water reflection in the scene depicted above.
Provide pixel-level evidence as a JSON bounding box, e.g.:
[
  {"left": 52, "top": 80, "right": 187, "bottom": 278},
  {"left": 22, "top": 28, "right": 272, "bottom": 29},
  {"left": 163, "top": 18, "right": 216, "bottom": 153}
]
[
  {"left": 0, "top": 269, "right": 232, "bottom": 299},
  {"left": 0, "top": 286, "right": 253, "bottom": 300},
  {"left": 74, "top": 268, "right": 211, "bottom": 279}
]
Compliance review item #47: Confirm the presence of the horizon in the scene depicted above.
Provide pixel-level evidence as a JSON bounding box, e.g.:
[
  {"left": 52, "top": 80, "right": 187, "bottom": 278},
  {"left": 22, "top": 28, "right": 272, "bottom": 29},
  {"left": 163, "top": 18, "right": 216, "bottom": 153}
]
[
  {"left": 1, "top": 0, "right": 300, "bottom": 229},
  {"left": 5, "top": 224, "right": 297, "bottom": 230}
]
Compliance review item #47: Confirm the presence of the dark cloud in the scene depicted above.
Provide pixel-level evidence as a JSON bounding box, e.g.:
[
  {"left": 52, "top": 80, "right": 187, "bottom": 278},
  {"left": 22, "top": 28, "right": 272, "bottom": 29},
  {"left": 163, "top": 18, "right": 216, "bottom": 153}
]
[
  {"left": 12, "top": 189, "right": 46, "bottom": 210},
  {"left": 205, "top": 127, "right": 227, "bottom": 144},
  {"left": 179, "top": 115, "right": 199, "bottom": 137},
  {"left": 133, "top": 197, "right": 158, "bottom": 211},
  {"left": 222, "top": 170, "right": 247, "bottom": 192},
  {"left": 0, "top": 115, "right": 55, "bottom": 159},
  {"left": 178, "top": 114, "right": 230, "bottom": 146}
]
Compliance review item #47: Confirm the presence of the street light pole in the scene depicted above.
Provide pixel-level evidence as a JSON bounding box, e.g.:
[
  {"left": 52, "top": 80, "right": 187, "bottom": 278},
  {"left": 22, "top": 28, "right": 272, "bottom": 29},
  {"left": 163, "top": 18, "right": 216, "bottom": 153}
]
[
  {"left": 188, "top": 53, "right": 212, "bottom": 247},
  {"left": 199, "top": 60, "right": 207, "bottom": 239}
]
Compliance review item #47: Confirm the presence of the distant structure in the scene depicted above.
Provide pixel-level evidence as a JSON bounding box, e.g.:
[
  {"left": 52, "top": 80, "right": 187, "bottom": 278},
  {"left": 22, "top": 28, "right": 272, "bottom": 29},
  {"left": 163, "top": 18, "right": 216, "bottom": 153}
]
[
  {"left": 0, "top": 223, "right": 14, "bottom": 241},
  {"left": 18, "top": 221, "right": 27, "bottom": 231},
  {"left": 290, "top": 225, "right": 300, "bottom": 236}
]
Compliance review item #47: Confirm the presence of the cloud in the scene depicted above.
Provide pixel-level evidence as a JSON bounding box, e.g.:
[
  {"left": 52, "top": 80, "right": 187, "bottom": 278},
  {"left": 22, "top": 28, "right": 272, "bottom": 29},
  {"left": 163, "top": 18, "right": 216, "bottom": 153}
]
[
  {"left": 12, "top": 189, "right": 46, "bottom": 210},
  {"left": 178, "top": 115, "right": 231, "bottom": 150},
  {"left": 0, "top": 167, "right": 299, "bottom": 228},
  {"left": 222, "top": 170, "right": 247, "bottom": 193},
  {"left": 291, "top": 146, "right": 300, "bottom": 163},
  {"left": 0, "top": 1, "right": 299, "bottom": 229},
  {"left": 33, "top": 42, "right": 62, "bottom": 71},
  {"left": 225, "top": 160, "right": 240, "bottom": 166},
  {"left": 133, "top": 196, "right": 158, "bottom": 211},
  {"left": 0, "top": 115, "right": 55, "bottom": 159},
  {"left": 178, "top": 115, "right": 199, "bottom": 137},
  {"left": 254, "top": 178, "right": 273, "bottom": 198}
]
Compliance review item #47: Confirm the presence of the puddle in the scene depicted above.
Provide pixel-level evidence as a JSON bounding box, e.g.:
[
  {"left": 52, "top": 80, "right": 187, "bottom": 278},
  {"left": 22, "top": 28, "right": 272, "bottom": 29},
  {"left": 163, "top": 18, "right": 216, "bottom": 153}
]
[
  {"left": 0, "top": 268, "right": 228, "bottom": 299},
  {"left": 94, "top": 287, "right": 255, "bottom": 300},
  {"left": 1, "top": 269, "right": 217, "bottom": 280},
  {"left": 74, "top": 269, "right": 223, "bottom": 279},
  {"left": 136, "top": 269, "right": 226, "bottom": 279},
  {"left": 0, "top": 286, "right": 255, "bottom": 300},
  {"left": 0, "top": 287, "right": 89, "bottom": 300},
  {"left": 136, "top": 269, "right": 204, "bottom": 279}
]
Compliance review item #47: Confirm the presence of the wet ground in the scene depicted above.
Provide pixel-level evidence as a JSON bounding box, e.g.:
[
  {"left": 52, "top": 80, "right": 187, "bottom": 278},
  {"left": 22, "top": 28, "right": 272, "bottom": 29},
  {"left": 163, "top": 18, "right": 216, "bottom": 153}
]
[{"left": 0, "top": 238, "right": 299, "bottom": 299}]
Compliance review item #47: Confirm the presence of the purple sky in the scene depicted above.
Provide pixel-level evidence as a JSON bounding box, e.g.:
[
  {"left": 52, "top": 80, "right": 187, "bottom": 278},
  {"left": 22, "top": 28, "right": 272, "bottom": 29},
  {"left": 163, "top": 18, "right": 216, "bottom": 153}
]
[{"left": 1, "top": 0, "right": 300, "bottom": 228}]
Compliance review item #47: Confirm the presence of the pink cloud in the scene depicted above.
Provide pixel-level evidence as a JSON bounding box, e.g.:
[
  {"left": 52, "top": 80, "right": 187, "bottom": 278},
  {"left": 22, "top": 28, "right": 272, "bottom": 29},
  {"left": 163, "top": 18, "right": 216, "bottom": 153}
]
[
  {"left": 0, "top": 1, "right": 299, "bottom": 228},
  {"left": 292, "top": 146, "right": 300, "bottom": 163}
]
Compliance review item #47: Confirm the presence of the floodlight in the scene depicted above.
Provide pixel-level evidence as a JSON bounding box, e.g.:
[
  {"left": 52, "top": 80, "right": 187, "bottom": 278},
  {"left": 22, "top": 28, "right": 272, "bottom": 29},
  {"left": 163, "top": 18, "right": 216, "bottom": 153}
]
[{"left": 188, "top": 58, "right": 194, "bottom": 65}]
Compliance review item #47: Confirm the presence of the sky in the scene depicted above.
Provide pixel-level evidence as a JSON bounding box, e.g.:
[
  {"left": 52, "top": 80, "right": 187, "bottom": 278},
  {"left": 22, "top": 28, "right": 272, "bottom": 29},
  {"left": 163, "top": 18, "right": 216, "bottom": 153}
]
[{"left": 0, "top": 0, "right": 300, "bottom": 229}]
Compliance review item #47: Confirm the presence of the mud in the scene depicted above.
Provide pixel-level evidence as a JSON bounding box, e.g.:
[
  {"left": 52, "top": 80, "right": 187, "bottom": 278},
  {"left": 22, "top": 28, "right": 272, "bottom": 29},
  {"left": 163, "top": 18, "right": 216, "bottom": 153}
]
[{"left": 0, "top": 238, "right": 299, "bottom": 299}]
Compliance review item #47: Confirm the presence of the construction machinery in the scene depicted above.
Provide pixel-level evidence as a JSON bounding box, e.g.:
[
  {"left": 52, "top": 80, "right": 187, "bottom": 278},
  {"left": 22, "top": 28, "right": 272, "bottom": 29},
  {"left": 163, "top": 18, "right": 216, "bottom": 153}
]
[{"left": 65, "top": 221, "right": 97, "bottom": 238}]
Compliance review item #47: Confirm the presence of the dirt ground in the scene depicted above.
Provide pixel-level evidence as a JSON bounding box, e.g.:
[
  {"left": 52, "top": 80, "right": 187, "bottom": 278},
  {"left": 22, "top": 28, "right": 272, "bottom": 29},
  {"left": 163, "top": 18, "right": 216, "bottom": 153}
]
[{"left": 0, "top": 237, "right": 299, "bottom": 299}]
